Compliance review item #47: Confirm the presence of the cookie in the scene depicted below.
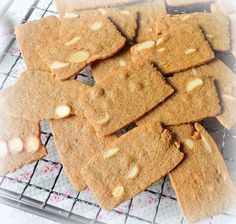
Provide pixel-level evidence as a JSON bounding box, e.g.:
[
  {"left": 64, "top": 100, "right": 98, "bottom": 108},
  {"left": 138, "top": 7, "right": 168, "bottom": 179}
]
[
  {"left": 229, "top": 13, "right": 236, "bottom": 57},
  {"left": 127, "top": 0, "right": 166, "bottom": 42},
  {"left": 0, "top": 100, "right": 47, "bottom": 175},
  {"left": 169, "top": 123, "right": 236, "bottom": 223},
  {"left": 92, "top": 47, "right": 132, "bottom": 83},
  {"left": 67, "top": 0, "right": 139, "bottom": 12},
  {"left": 81, "top": 121, "right": 184, "bottom": 210},
  {"left": 94, "top": 7, "right": 137, "bottom": 40},
  {"left": 41, "top": 11, "right": 126, "bottom": 80},
  {"left": 131, "top": 23, "right": 215, "bottom": 75},
  {"left": 81, "top": 62, "right": 174, "bottom": 136},
  {"left": 50, "top": 112, "right": 116, "bottom": 192},
  {"left": 176, "top": 59, "right": 236, "bottom": 129},
  {"left": 1, "top": 70, "right": 89, "bottom": 121},
  {"left": 156, "top": 13, "right": 230, "bottom": 52},
  {"left": 15, "top": 16, "right": 60, "bottom": 71},
  {"left": 166, "top": 0, "right": 216, "bottom": 7},
  {"left": 136, "top": 74, "right": 221, "bottom": 126}
]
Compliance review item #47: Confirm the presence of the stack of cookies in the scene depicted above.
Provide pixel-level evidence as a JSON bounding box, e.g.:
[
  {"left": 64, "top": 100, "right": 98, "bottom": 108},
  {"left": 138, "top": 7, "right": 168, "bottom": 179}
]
[{"left": 0, "top": 0, "right": 236, "bottom": 223}]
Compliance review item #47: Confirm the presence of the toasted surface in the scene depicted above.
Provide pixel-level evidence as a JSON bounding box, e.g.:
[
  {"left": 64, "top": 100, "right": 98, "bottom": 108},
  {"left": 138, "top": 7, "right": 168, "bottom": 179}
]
[
  {"left": 0, "top": 70, "right": 89, "bottom": 121},
  {"left": 156, "top": 13, "right": 230, "bottom": 51},
  {"left": 0, "top": 100, "right": 47, "bottom": 175},
  {"left": 15, "top": 16, "right": 60, "bottom": 71},
  {"left": 81, "top": 62, "right": 174, "bottom": 136},
  {"left": 136, "top": 74, "right": 221, "bottom": 126},
  {"left": 50, "top": 112, "right": 116, "bottom": 192},
  {"left": 166, "top": 0, "right": 216, "bottom": 7},
  {"left": 40, "top": 11, "right": 126, "bottom": 80},
  {"left": 92, "top": 47, "right": 132, "bottom": 83},
  {"left": 169, "top": 123, "right": 236, "bottom": 223},
  {"left": 81, "top": 122, "right": 184, "bottom": 210},
  {"left": 127, "top": 0, "right": 166, "bottom": 42},
  {"left": 131, "top": 23, "right": 215, "bottom": 75}
]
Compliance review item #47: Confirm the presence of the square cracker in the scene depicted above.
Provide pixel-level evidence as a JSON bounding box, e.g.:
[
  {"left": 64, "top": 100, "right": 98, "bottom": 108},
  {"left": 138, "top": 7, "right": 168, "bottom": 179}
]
[
  {"left": 127, "top": 0, "right": 166, "bottom": 42},
  {"left": 81, "top": 62, "right": 174, "bottom": 137},
  {"left": 166, "top": 0, "right": 216, "bottom": 7},
  {"left": 50, "top": 112, "right": 116, "bottom": 192},
  {"left": 169, "top": 123, "right": 236, "bottom": 223},
  {"left": 1, "top": 70, "right": 89, "bottom": 121},
  {"left": 81, "top": 122, "right": 184, "bottom": 210},
  {"left": 15, "top": 16, "right": 60, "bottom": 71},
  {"left": 156, "top": 13, "right": 230, "bottom": 52},
  {"left": 131, "top": 23, "right": 215, "bottom": 75},
  {"left": 136, "top": 73, "right": 221, "bottom": 126},
  {"left": 0, "top": 104, "right": 47, "bottom": 175},
  {"left": 176, "top": 59, "right": 236, "bottom": 129},
  {"left": 40, "top": 11, "right": 126, "bottom": 80}
]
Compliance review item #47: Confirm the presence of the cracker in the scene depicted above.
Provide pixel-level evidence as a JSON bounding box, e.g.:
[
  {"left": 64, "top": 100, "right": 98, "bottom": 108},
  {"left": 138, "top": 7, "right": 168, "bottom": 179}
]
[
  {"left": 136, "top": 74, "right": 221, "bottom": 126},
  {"left": 15, "top": 16, "right": 60, "bottom": 71},
  {"left": 131, "top": 23, "right": 215, "bottom": 75},
  {"left": 94, "top": 7, "right": 137, "bottom": 40},
  {"left": 177, "top": 59, "right": 236, "bottom": 129},
  {"left": 156, "top": 13, "right": 230, "bottom": 52},
  {"left": 169, "top": 123, "right": 236, "bottom": 223},
  {"left": 127, "top": 0, "right": 166, "bottom": 42},
  {"left": 0, "top": 102, "right": 47, "bottom": 175},
  {"left": 92, "top": 47, "right": 132, "bottom": 83},
  {"left": 81, "top": 122, "right": 184, "bottom": 210},
  {"left": 50, "top": 112, "right": 116, "bottom": 192},
  {"left": 41, "top": 11, "right": 126, "bottom": 80},
  {"left": 81, "top": 62, "right": 174, "bottom": 136},
  {"left": 166, "top": 0, "right": 216, "bottom": 7},
  {"left": 1, "top": 70, "right": 89, "bottom": 121}
]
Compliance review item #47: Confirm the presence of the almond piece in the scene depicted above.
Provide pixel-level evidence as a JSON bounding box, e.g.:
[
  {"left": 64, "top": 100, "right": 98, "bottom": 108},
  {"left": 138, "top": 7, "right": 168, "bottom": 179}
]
[
  {"left": 50, "top": 61, "right": 69, "bottom": 70},
  {"left": 156, "top": 38, "right": 163, "bottom": 46},
  {"left": 120, "top": 10, "right": 130, "bottom": 15},
  {"left": 90, "top": 22, "right": 103, "bottom": 30},
  {"left": 136, "top": 41, "right": 155, "bottom": 51},
  {"left": 128, "top": 166, "right": 139, "bottom": 179},
  {"left": 55, "top": 105, "right": 71, "bottom": 118},
  {"left": 157, "top": 48, "right": 166, "bottom": 52},
  {"left": 97, "top": 8, "right": 106, "bottom": 15},
  {"left": 192, "top": 68, "right": 197, "bottom": 76},
  {"left": 64, "top": 12, "right": 79, "bottom": 19},
  {"left": 119, "top": 59, "right": 126, "bottom": 67},
  {"left": 26, "top": 136, "right": 40, "bottom": 152},
  {"left": 68, "top": 51, "right": 90, "bottom": 63},
  {"left": 103, "top": 147, "right": 119, "bottom": 159},
  {"left": 201, "top": 133, "right": 212, "bottom": 152},
  {"left": 186, "top": 79, "right": 203, "bottom": 92},
  {"left": 222, "top": 94, "right": 236, "bottom": 101},
  {"left": 98, "top": 113, "right": 110, "bottom": 125},
  {"left": 112, "top": 186, "right": 124, "bottom": 198},
  {"left": 185, "top": 138, "right": 194, "bottom": 149},
  {"left": 65, "top": 36, "right": 81, "bottom": 46},
  {"left": 185, "top": 48, "right": 197, "bottom": 54},
  {"left": 0, "top": 141, "right": 8, "bottom": 158},
  {"left": 206, "top": 34, "right": 214, "bottom": 39},
  {"left": 8, "top": 137, "right": 24, "bottom": 153}
]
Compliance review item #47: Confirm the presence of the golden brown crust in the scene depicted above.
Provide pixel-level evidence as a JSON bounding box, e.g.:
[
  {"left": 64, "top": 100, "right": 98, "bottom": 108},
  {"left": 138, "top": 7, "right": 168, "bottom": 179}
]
[{"left": 81, "top": 122, "right": 184, "bottom": 210}]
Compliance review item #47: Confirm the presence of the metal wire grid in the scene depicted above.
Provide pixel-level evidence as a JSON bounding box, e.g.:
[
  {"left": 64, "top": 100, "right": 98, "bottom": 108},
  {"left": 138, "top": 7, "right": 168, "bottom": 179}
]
[{"left": 0, "top": 0, "right": 235, "bottom": 224}]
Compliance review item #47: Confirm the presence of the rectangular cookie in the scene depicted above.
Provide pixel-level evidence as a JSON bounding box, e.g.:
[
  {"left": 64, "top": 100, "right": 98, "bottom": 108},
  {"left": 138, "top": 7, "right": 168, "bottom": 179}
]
[
  {"left": 40, "top": 11, "right": 126, "bottom": 80},
  {"left": 15, "top": 16, "right": 60, "bottom": 71},
  {"left": 50, "top": 112, "right": 116, "bottom": 192},
  {"left": 81, "top": 122, "right": 184, "bottom": 210},
  {"left": 176, "top": 59, "right": 236, "bottom": 129},
  {"left": 131, "top": 23, "right": 215, "bottom": 75},
  {"left": 81, "top": 62, "right": 174, "bottom": 136},
  {"left": 1, "top": 70, "right": 89, "bottom": 121},
  {"left": 169, "top": 123, "right": 236, "bottom": 223},
  {"left": 127, "top": 0, "right": 166, "bottom": 42},
  {"left": 156, "top": 13, "right": 230, "bottom": 52},
  {"left": 0, "top": 102, "right": 47, "bottom": 175},
  {"left": 166, "top": 0, "right": 216, "bottom": 7},
  {"left": 136, "top": 74, "right": 221, "bottom": 126}
]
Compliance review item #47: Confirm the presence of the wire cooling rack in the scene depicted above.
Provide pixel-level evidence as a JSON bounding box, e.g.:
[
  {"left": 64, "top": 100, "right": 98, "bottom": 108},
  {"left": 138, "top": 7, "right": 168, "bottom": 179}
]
[{"left": 0, "top": 0, "right": 236, "bottom": 224}]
